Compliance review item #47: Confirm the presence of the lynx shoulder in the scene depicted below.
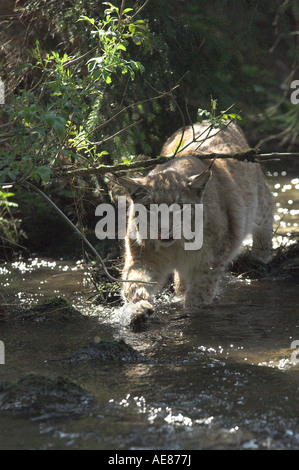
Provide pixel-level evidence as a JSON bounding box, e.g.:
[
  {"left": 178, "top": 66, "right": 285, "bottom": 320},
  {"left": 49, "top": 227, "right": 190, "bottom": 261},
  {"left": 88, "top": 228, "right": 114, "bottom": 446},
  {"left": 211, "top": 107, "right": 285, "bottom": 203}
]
[{"left": 115, "top": 122, "right": 273, "bottom": 322}]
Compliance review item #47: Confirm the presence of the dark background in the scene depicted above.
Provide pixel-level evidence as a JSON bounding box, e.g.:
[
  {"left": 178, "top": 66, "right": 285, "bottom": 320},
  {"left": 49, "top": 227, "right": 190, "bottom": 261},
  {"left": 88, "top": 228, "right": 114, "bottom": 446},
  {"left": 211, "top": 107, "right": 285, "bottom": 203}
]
[{"left": 0, "top": 0, "right": 298, "bottom": 257}]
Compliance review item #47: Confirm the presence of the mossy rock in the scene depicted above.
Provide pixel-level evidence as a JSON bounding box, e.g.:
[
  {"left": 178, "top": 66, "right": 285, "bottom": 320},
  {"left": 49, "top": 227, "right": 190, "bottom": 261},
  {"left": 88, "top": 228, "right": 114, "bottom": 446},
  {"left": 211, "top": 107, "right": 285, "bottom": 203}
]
[
  {"left": 0, "top": 374, "right": 94, "bottom": 414},
  {"left": 0, "top": 296, "right": 85, "bottom": 322},
  {"left": 31, "top": 296, "right": 83, "bottom": 320},
  {"left": 64, "top": 339, "right": 143, "bottom": 363}
]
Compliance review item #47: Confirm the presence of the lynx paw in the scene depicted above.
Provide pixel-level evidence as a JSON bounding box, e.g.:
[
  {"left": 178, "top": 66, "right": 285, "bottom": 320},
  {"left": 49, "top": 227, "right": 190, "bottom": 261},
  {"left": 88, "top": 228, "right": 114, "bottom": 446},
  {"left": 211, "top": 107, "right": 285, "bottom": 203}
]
[
  {"left": 134, "top": 299, "right": 154, "bottom": 316},
  {"left": 129, "top": 300, "right": 154, "bottom": 326}
]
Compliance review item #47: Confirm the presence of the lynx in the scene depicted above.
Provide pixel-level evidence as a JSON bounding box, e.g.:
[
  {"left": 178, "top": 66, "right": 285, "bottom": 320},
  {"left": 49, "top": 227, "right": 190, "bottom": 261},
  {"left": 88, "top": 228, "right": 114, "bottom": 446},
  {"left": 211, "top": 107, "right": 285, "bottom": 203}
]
[{"left": 116, "top": 121, "right": 273, "bottom": 321}]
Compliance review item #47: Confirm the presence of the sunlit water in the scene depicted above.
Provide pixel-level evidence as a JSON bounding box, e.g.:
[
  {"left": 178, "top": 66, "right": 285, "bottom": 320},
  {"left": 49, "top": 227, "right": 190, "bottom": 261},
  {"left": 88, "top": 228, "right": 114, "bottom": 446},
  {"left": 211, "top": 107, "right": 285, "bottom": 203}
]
[
  {"left": 266, "top": 171, "right": 299, "bottom": 248},
  {"left": 0, "top": 171, "right": 298, "bottom": 450}
]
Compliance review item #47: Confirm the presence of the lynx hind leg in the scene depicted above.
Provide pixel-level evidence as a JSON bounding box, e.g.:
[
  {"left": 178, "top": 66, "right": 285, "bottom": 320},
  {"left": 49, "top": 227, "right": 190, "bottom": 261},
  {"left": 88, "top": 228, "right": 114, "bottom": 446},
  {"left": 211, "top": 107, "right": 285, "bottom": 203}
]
[{"left": 252, "top": 187, "right": 273, "bottom": 264}]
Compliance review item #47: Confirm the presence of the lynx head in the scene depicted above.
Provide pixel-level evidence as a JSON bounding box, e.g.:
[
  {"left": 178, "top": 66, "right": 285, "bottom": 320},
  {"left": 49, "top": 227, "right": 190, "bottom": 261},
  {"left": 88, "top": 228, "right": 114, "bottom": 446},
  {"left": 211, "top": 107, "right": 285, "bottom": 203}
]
[{"left": 114, "top": 169, "right": 211, "bottom": 249}]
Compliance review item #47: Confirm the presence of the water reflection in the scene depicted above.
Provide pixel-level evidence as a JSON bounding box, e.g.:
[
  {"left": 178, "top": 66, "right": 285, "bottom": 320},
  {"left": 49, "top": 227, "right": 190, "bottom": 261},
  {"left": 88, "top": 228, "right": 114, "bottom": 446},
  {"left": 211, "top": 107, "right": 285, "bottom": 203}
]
[{"left": 267, "top": 172, "right": 299, "bottom": 248}]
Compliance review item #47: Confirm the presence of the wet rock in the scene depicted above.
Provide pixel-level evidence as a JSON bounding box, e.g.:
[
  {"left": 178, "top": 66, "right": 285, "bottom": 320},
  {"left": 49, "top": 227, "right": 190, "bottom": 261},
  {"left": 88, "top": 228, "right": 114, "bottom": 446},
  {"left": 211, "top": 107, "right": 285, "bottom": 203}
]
[
  {"left": 230, "top": 240, "right": 299, "bottom": 280},
  {"left": 64, "top": 339, "right": 143, "bottom": 363},
  {"left": 0, "top": 374, "right": 94, "bottom": 414},
  {"left": 0, "top": 296, "right": 85, "bottom": 322}
]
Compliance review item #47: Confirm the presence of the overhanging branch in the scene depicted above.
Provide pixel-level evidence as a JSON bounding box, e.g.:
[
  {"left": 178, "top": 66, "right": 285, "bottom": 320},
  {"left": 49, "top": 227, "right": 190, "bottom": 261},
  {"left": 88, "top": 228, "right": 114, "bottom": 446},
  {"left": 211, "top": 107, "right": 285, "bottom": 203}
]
[{"left": 54, "top": 150, "right": 299, "bottom": 178}]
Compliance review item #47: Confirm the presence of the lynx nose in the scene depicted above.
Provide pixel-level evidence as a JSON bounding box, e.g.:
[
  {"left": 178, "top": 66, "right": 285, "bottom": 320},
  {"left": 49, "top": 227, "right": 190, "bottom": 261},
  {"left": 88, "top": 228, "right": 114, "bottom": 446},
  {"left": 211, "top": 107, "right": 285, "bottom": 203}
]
[{"left": 158, "top": 230, "right": 173, "bottom": 241}]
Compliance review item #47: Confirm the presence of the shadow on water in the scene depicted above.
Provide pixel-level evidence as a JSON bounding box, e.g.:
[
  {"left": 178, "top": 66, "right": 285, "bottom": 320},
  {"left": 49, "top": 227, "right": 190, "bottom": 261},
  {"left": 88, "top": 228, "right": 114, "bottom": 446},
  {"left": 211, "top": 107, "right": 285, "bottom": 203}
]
[{"left": 0, "top": 171, "right": 298, "bottom": 450}]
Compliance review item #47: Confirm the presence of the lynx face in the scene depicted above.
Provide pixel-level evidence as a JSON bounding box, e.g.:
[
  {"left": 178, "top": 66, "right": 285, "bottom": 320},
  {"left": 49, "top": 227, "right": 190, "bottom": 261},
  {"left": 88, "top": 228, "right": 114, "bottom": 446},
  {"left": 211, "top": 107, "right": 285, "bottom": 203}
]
[{"left": 117, "top": 169, "right": 210, "bottom": 250}]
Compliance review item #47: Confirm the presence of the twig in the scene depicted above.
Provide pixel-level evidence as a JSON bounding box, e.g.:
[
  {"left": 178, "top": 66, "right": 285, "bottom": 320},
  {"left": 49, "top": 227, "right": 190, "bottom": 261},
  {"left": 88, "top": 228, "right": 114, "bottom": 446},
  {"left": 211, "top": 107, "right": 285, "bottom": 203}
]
[
  {"left": 143, "top": 74, "right": 190, "bottom": 158},
  {"left": 185, "top": 99, "right": 196, "bottom": 142},
  {"left": 53, "top": 151, "right": 299, "bottom": 178},
  {"left": 170, "top": 93, "right": 186, "bottom": 157},
  {"left": 178, "top": 107, "right": 238, "bottom": 156},
  {"left": 62, "top": 46, "right": 98, "bottom": 68},
  {"left": 131, "top": 0, "right": 151, "bottom": 20},
  {"left": 255, "top": 152, "right": 299, "bottom": 160},
  {"left": 0, "top": 235, "right": 27, "bottom": 250},
  {"left": 22, "top": 182, "right": 156, "bottom": 285},
  {"left": 119, "top": 0, "right": 126, "bottom": 20},
  {"left": 79, "top": 83, "right": 180, "bottom": 144},
  {"left": 89, "top": 119, "right": 143, "bottom": 145}
]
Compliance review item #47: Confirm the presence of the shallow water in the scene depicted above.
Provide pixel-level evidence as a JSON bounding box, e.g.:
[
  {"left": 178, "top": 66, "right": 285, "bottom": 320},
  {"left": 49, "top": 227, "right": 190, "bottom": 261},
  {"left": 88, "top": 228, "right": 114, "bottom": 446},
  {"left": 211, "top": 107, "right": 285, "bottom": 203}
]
[
  {"left": 0, "top": 171, "right": 298, "bottom": 450},
  {"left": 0, "top": 256, "right": 298, "bottom": 450}
]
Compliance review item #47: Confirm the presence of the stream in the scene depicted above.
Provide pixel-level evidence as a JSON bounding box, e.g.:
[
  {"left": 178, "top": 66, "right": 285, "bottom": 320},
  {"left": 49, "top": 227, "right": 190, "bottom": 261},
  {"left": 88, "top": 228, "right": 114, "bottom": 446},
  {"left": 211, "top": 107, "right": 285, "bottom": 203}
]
[{"left": 0, "top": 170, "right": 298, "bottom": 450}]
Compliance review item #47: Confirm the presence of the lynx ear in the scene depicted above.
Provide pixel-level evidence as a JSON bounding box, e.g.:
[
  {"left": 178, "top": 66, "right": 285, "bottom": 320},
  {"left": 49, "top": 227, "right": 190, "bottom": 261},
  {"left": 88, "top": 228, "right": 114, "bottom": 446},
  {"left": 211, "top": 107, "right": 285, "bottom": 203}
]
[
  {"left": 114, "top": 176, "right": 148, "bottom": 198},
  {"left": 188, "top": 170, "right": 211, "bottom": 191}
]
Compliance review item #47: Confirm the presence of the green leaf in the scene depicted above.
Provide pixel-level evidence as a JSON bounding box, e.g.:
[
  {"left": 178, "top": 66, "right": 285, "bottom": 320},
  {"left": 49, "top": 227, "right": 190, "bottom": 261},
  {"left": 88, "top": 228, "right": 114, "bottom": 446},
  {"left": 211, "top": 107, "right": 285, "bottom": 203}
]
[
  {"left": 132, "top": 35, "right": 142, "bottom": 45},
  {"left": 0, "top": 191, "right": 15, "bottom": 199},
  {"left": 53, "top": 117, "right": 66, "bottom": 138},
  {"left": 78, "top": 16, "right": 95, "bottom": 25},
  {"left": 102, "top": 71, "right": 112, "bottom": 84},
  {"left": 31, "top": 166, "right": 51, "bottom": 182},
  {"left": 43, "top": 111, "right": 56, "bottom": 126},
  {"left": 228, "top": 113, "right": 242, "bottom": 120},
  {"left": 14, "top": 63, "right": 32, "bottom": 75}
]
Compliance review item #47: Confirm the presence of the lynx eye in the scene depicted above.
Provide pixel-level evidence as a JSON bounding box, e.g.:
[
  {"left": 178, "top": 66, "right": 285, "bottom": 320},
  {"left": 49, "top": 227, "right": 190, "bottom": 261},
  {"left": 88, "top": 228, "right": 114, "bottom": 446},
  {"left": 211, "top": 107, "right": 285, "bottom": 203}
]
[{"left": 131, "top": 187, "right": 151, "bottom": 202}]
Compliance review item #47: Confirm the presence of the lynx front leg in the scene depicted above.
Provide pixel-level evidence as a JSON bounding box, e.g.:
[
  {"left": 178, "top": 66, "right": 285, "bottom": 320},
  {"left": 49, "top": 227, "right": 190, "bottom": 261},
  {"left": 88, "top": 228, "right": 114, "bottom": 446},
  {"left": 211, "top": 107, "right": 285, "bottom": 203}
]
[
  {"left": 184, "top": 266, "right": 224, "bottom": 308},
  {"left": 122, "top": 262, "right": 166, "bottom": 323}
]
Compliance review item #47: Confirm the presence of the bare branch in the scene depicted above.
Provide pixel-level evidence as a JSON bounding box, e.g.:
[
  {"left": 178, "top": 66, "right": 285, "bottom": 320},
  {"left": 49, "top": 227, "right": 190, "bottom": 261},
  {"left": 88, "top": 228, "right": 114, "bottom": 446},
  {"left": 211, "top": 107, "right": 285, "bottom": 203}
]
[
  {"left": 53, "top": 151, "right": 299, "bottom": 179},
  {"left": 22, "top": 182, "right": 156, "bottom": 286},
  {"left": 130, "top": 0, "right": 151, "bottom": 20},
  {"left": 76, "top": 83, "right": 180, "bottom": 145},
  {"left": 89, "top": 119, "right": 143, "bottom": 146}
]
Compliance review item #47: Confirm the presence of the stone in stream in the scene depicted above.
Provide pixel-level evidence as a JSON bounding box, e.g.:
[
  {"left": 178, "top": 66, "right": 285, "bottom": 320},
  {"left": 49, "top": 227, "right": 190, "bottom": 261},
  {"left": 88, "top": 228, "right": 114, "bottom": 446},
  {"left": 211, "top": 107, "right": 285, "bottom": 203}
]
[
  {"left": 0, "top": 374, "right": 94, "bottom": 415},
  {"left": 0, "top": 296, "right": 85, "bottom": 322},
  {"left": 63, "top": 339, "right": 143, "bottom": 363}
]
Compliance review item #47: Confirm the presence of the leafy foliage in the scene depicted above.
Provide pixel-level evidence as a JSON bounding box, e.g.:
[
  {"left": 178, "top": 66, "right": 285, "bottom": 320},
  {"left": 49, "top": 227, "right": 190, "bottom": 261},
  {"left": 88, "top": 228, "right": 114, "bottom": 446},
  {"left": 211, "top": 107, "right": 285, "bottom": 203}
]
[
  {"left": 0, "top": 189, "right": 20, "bottom": 251},
  {"left": 0, "top": 3, "right": 151, "bottom": 185}
]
